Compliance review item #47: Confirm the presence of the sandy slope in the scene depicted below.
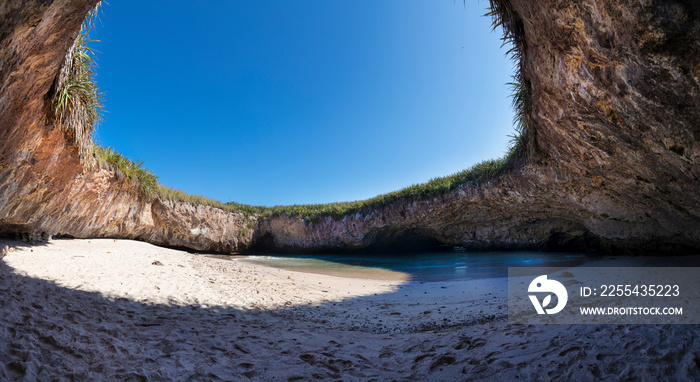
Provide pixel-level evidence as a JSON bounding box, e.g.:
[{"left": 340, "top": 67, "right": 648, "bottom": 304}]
[{"left": 0, "top": 238, "right": 698, "bottom": 381}]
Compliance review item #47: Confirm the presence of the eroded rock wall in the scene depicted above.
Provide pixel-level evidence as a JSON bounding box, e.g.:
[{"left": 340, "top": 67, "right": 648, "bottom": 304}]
[
  {"left": 253, "top": 0, "right": 700, "bottom": 254},
  {"left": 517, "top": 0, "right": 700, "bottom": 250},
  {"left": 0, "top": 0, "right": 698, "bottom": 254},
  {"left": 0, "top": 1, "right": 253, "bottom": 252}
]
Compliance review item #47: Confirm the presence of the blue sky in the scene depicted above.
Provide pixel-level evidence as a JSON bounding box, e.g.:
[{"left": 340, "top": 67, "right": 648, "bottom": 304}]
[{"left": 92, "top": 0, "right": 515, "bottom": 206}]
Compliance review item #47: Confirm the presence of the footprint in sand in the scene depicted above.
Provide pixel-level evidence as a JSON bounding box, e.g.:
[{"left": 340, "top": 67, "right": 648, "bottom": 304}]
[
  {"left": 558, "top": 346, "right": 582, "bottom": 357},
  {"left": 454, "top": 337, "right": 487, "bottom": 351},
  {"left": 429, "top": 354, "right": 456, "bottom": 372}
]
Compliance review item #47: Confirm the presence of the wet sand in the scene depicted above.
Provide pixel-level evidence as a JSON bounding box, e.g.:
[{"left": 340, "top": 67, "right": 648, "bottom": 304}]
[
  {"left": 238, "top": 256, "right": 413, "bottom": 281},
  {"left": 1, "top": 238, "right": 698, "bottom": 380}
]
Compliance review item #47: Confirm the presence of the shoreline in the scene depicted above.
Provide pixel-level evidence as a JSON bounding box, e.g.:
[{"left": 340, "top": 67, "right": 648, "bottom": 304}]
[{"left": 235, "top": 256, "right": 414, "bottom": 282}]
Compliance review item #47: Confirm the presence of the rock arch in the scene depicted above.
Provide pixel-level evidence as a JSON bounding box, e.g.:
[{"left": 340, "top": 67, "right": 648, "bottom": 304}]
[{"left": 0, "top": 0, "right": 698, "bottom": 254}]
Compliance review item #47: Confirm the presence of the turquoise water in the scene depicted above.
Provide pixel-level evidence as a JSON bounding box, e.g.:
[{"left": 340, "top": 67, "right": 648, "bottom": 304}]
[{"left": 242, "top": 251, "right": 591, "bottom": 282}]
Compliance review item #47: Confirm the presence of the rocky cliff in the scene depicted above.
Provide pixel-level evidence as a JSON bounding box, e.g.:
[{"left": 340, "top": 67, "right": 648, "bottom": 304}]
[
  {"left": 0, "top": 0, "right": 252, "bottom": 252},
  {"left": 1, "top": 0, "right": 698, "bottom": 254}
]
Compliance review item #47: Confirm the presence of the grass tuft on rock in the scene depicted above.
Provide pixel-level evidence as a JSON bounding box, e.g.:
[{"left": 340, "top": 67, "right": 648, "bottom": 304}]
[
  {"left": 93, "top": 146, "right": 159, "bottom": 200},
  {"left": 52, "top": 4, "right": 104, "bottom": 166},
  {"left": 487, "top": 0, "right": 530, "bottom": 159}
]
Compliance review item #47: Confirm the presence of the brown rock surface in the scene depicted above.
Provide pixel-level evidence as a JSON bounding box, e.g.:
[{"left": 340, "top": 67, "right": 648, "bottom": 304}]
[
  {"left": 0, "top": 1, "right": 252, "bottom": 252},
  {"left": 0, "top": 0, "right": 698, "bottom": 254}
]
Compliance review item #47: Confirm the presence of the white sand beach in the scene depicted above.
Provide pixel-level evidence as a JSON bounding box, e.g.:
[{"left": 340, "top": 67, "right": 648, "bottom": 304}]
[{"left": 1, "top": 238, "right": 698, "bottom": 381}]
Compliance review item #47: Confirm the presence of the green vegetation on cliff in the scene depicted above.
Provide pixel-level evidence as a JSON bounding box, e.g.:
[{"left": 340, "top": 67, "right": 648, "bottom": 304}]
[
  {"left": 52, "top": 5, "right": 104, "bottom": 164},
  {"left": 107, "top": 154, "right": 512, "bottom": 222},
  {"left": 155, "top": 1, "right": 530, "bottom": 222},
  {"left": 61, "top": 1, "right": 528, "bottom": 223},
  {"left": 52, "top": 27, "right": 103, "bottom": 126},
  {"left": 227, "top": 157, "right": 511, "bottom": 221},
  {"left": 93, "top": 146, "right": 159, "bottom": 199},
  {"left": 488, "top": 0, "right": 530, "bottom": 159}
]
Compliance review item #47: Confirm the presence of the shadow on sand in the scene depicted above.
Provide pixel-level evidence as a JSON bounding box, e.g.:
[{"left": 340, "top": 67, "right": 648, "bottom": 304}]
[{"left": 1, "top": 246, "right": 699, "bottom": 381}]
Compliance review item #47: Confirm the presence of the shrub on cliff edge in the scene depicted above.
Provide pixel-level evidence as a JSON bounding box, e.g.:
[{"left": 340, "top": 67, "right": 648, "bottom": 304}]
[
  {"left": 93, "top": 146, "right": 159, "bottom": 200},
  {"left": 52, "top": 4, "right": 104, "bottom": 167}
]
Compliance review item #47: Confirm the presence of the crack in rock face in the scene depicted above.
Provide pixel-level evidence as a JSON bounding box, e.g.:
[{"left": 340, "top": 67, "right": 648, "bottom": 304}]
[{"left": 0, "top": 0, "right": 699, "bottom": 255}]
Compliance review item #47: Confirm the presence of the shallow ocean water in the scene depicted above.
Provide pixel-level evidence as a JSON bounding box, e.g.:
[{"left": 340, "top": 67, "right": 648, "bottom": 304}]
[
  {"left": 239, "top": 251, "right": 700, "bottom": 282},
  {"left": 241, "top": 251, "right": 592, "bottom": 282}
]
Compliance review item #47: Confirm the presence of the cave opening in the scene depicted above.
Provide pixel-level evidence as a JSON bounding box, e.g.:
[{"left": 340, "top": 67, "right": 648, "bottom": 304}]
[{"left": 88, "top": 0, "right": 519, "bottom": 208}]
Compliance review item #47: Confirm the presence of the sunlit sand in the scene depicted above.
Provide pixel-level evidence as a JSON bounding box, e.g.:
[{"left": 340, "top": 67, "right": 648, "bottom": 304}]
[{"left": 1, "top": 238, "right": 697, "bottom": 380}]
